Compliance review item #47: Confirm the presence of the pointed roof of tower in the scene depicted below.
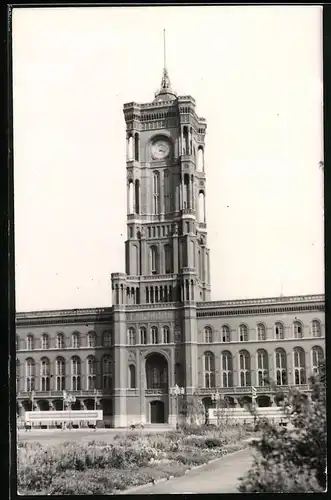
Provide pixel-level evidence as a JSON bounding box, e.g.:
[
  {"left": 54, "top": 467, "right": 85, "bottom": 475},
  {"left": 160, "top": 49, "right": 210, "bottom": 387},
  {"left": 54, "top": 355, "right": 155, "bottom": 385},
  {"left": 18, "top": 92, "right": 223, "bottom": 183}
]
[{"left": 154, "top": 30, "right": 177, "bottom": 102}]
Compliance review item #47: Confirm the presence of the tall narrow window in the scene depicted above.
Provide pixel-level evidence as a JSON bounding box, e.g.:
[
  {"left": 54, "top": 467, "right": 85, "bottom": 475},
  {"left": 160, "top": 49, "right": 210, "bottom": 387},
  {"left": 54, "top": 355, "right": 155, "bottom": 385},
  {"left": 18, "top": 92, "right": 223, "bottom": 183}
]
[
  {"left": 87, "top": 356, "right": 97, "bottom": 390},
  {"left": 129, "top": 364, "right": 136, "bottom": 389},
  {"left": 25, "top": 358, "right": 35, "bottom": 392},
  {"left": 257, "top": 324, "right": 266, "bottom": 341},
  {"left": 239, "top": 350, "right": 251, "bottom": 386},
  {"left": 102, "top": 331, "right": 112, "bottom": 347},
  {"left": 274, "top": 322, "right": 284, "bottom": 340},
  {"left": 128, "top": 327, "right": 136, "bottom": 345},
  {"left": 198, "top": 191, "right": 205, "bottom": 223},
  {"left": 275, "top": 348, "right": 287, "bottom": 385},
  {"left": 27, "top": 334, "right": 34, "bottom": 350},
  {"left": 293, "top": 347, "right": 306, "bottom": 385},
  {"left": 87, "top": 332, "right": 96, "bottom": 348},
  {"left": 204, "top": 326, "right": 213, "bottom": 343},
  {"left": 40, "top": 357, "right": 50, "bottom": 391},
  {"left": 55, "top": 357, "right": 66, "bottom": 391},
  {"left": 311, "top": 346, "right": 324, "bottom": 375},
  {"left": 151, "top": 326, "right": 158, "bottom": 344},
  {"left": 203, "top": 352, "right": 215, "bottom": 388},
  {"left": 197, "top": 146, "right": 204, "bottom": 172},
  {"left": 150, "top": 246, "right": 158, "bottom": 274},
  {"left": 164, "top": 244, "right": 172, "bottom": 274},
  {"left": 16, "top": 359, "right": 20, "bottom": 392},
  {"left": 221, "top": 351, "right": 233, "bottom": 388},
  {"left": 128, "top": 180, "right": 134, "bottom": 214},
  {"left": 164, "top": 169, "right": 171, "bottom": 213},
  {"left": 41, "top": 333, "right": 49, "bottom": 350},
  {"left": 102, "top": 356, "right": 112, "bottom": 390},
  {"left": 152, "top": 171, "right": 160, "bottom": 214},
  {"left": 135, "top": 179, "right": 140, "bottom": 214},
  {"left": 72, "top": 332, "right": 80, "bottom": 349},
  {"left": 293, "top": 321, "right": 303, "bottom": 339},
  {"left": 221, "top": 325, "right": 230, "bottom": 342},
  {"left": 239, "top": 324, "right": 248, "bottom": 342},
  {"left": 71, "top": 356, "right": 81, "bottom": 391},
  {"left": 134, "top": 133, "right": 139, "bottom": 161},
  {"left": 311, "top": 320, "right": 321, "bottom": 338},
  {"left": 56, "top": 333, "right": 65, "bottom": 349},
  {"left": 257, "top": 349, "right": 269, "bottom": 386},
  {"left": 162, "top": 326, "right": 170, "bottom": 344},
  {"left": 140, "top": 327, "right": 147, "bottom": 345}
]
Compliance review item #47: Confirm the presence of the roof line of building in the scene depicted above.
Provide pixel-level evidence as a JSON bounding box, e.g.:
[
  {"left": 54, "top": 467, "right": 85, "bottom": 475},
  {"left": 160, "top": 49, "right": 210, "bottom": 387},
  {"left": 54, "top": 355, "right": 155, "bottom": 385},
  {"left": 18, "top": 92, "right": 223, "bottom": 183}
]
[{"left": 15, "top": 293, "right": 324, "bottom": 320}]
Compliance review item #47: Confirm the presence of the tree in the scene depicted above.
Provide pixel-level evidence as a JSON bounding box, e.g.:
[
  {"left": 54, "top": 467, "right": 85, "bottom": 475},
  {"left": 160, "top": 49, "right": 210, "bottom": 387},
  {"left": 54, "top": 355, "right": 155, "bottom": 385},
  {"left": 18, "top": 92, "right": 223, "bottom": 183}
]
[{"left": 238, "top": 377, "right": 326, "bottom": 492}]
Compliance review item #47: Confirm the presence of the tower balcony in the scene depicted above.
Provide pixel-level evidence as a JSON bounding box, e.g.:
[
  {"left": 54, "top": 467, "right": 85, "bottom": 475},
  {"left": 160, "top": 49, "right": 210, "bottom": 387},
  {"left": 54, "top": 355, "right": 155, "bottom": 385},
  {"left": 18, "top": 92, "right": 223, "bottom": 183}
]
[
  {"left": 126, "top": 160, "right": 140, "bottom": 168},
  {"left": 181, "top": 208, "right": 196, "bottom": 216},
  {"left": 198, "top": 222, "right": 207, "bottom": 229}
]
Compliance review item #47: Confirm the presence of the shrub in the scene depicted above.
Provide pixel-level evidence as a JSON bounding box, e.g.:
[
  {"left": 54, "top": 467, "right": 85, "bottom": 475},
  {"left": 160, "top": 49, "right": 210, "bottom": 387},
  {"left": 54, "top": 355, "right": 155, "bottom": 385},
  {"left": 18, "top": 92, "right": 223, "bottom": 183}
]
[{"left": 239, "top": 379, "right": 326, "bottom": 493}]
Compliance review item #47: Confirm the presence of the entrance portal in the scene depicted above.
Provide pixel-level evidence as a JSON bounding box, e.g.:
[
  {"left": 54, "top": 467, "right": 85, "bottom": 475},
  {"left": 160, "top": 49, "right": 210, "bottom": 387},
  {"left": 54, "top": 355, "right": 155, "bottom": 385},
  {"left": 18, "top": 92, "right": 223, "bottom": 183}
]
[{"left": 150, "top": 401, "right": 165, "bottom": 424}]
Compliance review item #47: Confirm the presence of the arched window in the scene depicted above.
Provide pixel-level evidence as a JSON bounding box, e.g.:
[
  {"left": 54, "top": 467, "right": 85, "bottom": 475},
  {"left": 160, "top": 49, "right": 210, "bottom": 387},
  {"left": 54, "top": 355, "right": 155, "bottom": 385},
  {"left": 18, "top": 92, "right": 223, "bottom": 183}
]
[
  {"left": 102, "top": 355, "right": 112, "bottom": 390},
  {"left": 203, "top": 352, "right": 215, "bottom": 388},
  {"left": 257, "top": 324, "right": 266, "bottom": 341},
  {"left": 16, "top": 359, "right": 20, "bottom": 391},
  {"left": 41, "top": 333, "right": 49, "bottom": 350},
  {"left": 40, "top": 357, "right": 50, "bottom": 391},
  {"left": 55, "top": 357, "right": 65, "bottom": 391},
  {"left": 71, "top": 356, "right": 81, "bottom": 390},
  {"left": 135, "top": 179, "right": 140, "bottom": 214},
  {"left": 197, "top": 146, "right": 204, "bottom": 172},
  {"left": 151, "top": 326, "right": 158, "bottom": 344},
  {"left": 204, "top": 326, "right": 213, "bottom": 343},
  {"left": 221, "top": 351, "right": 233, "bottom": 388},
  {"left": 311, "top": 320, "right": 321, "bottom": 338},
  {"left": 221, "top": 325, "right": 230, "bottom": 342},
  {"left": 275, "top": 348, "right": 287, "bottom": 385},
  {"left": 25, "top": 358, "right": 35, "bottom": 392},
  {"left": 87, "top": 356, "right": 97, "bottom": 390},
  {"left": 152, "top": 171, "right": 160, "bottom": 214},
  {"left": 27, "top": 334, "right": 34, "bottom": 350},
  {"left": 274, "top": 322, "right": 284, "bottom": 340},
  {"left": 256, "top": 349, "right": 269, "bottom": 386},
  {"left": 164, "top": 169, "right": 171, "bottom": 213},
  {"left": 150, "top": 245, "right": 158, "bottom": 274},
  {"left": 162, "top": 326, "right": 170, "bottom": 344},
  {"left": 239, "top": 324, "right": 248, "bottom": 342},
  {"left": 87, "top": 331, "right": 96, "bottom": 348},
  {"left": 293, "top": 347, "right": 306, "bottom": 385},
  {"left": 56, "top": 332, "right": 65, "bottom": 349},
  {"left": 164, "top": 244, "right": 172, "bottom": 274},
  {"left": 140, "top": 327, "right": 147, "bottom": 345},
  {"left": 16, "top": 335, "right": 20, "bottom": 351},
  {"left": 239, "top": 350, "right": 251, "bottom": 387},
  {"left": 134, "top": 133, "right": 139, "bottom": 161},
  {"left": 129, "top": 364, "right": 136, "bottom": 389},
  {"left": 127, "top": 135, "right": 133, "bottom": 160},
  {"left": 128, "top": 180, "right": 134, "bottom": 214},
  {"left": 293, "top": 321, "right": 303, "bottom": 339},
  {"left": 72, "top": 332, "right": 80, "bottom": 349},
  {"left": 102, "top": 331, "right": 112, "bottom": 347},
  {"left": 128, "top": 327, "right": 136, "bottom": 345},
  {"left": 198, "top": 191, "right": 205, "bottom": 223},
  {"left": 311, "top": 346, "right": 324, "bottom": 375}
]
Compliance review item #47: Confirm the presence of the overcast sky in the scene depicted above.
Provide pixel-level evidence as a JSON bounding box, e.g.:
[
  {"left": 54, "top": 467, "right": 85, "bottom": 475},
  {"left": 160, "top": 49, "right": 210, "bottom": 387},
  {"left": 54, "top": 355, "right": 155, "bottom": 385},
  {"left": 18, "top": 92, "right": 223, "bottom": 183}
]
[{"left": 12, "top": 5, "right": 324, "bottom": 312}]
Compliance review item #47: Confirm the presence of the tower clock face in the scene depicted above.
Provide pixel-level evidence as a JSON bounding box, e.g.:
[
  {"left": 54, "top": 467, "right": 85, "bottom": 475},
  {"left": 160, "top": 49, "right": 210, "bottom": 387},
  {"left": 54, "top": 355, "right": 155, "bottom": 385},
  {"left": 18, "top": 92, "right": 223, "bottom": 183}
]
[{"left": 152, "top": 139, "right": 170, "bottom": 160}]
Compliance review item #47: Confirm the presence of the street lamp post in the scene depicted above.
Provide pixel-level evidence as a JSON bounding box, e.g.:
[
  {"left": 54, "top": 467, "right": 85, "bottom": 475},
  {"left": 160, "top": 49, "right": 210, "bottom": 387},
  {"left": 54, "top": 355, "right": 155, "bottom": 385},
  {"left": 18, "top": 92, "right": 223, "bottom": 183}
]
[
  {"left": 170, "top": 384, "right": 185, "bottom": 430},
  {"left": 211, "top": 389, "right": 221, "bottom": 427}
]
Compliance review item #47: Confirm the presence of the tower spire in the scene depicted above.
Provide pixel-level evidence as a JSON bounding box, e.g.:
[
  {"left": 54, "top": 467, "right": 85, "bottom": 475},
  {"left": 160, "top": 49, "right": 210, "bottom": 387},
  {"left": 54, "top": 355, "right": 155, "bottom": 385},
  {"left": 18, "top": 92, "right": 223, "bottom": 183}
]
[{"left": 154, "top": 29, "right": 177, "bottom": 101}]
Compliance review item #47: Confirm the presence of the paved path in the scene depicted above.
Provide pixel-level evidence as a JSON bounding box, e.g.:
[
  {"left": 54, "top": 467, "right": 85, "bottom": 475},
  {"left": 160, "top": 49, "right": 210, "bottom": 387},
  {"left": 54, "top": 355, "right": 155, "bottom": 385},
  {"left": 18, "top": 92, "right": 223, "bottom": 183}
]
[{"left": 123, "top": 447, "right": 255, "bottom": 494}]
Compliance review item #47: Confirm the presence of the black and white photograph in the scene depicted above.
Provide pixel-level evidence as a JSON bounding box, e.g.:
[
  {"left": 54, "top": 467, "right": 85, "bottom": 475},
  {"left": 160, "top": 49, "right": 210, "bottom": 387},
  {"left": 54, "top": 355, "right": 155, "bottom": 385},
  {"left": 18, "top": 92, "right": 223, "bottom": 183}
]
[{"left": 12, "top": 4, "right": 326, "bottom": 494}]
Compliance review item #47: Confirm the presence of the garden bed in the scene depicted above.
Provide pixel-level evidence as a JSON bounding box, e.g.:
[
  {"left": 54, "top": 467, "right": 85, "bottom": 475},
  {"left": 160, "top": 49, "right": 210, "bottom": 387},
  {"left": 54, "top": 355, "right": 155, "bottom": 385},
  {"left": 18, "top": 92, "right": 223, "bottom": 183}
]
[{"left": 17, "top": 424, "right": 252, "bottom": 495}]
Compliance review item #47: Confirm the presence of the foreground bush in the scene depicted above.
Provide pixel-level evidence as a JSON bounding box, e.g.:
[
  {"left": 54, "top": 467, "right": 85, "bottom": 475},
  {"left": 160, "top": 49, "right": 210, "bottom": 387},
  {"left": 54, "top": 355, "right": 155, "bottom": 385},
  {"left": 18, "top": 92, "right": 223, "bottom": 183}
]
[
  {"left": 18, "top": 424, "right": 248, "bottom": 495},
  {"left": 239, "top": 376, "right": 326, "bottom": 493}
]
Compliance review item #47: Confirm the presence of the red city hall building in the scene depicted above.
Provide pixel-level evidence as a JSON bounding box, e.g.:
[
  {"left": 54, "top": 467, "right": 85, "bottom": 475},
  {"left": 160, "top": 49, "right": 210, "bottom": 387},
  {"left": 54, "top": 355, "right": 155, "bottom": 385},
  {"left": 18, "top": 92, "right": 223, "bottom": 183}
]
[{"left": 16, "top": 65, "right": 325, "bottom": 427}]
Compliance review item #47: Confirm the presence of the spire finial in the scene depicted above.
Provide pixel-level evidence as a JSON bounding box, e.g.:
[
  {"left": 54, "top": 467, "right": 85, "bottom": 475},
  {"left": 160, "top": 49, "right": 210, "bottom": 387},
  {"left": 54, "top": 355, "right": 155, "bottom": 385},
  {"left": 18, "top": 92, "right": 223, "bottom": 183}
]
[
  {"left": 163, "top": 29, "right": 167, "bottom": 70},
  {"left": 154, "top": 29, "right": 177, "bottom": 101}
]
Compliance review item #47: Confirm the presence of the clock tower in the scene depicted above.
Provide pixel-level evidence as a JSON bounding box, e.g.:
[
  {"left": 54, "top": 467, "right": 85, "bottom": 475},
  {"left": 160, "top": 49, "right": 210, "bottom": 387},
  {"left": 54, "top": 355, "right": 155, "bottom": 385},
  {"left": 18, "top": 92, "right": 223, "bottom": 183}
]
[{"left": 111, "top": 64, "right": 211, "bottom": 307}]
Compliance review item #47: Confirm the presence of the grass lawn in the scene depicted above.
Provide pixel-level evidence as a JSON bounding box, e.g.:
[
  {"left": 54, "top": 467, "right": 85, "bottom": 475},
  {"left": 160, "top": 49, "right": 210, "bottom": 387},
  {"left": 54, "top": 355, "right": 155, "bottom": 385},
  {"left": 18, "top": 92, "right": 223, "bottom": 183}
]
[{"left": 17, "top": 424, "right": 253, "bottom": 495}]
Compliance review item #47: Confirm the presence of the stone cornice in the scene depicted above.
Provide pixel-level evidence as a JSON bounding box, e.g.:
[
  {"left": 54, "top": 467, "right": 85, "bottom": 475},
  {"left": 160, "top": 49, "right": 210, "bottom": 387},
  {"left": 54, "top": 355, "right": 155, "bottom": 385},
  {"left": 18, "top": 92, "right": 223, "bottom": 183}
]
[{"left": 197, "top": 294, "right": 324, "bottom": 309}]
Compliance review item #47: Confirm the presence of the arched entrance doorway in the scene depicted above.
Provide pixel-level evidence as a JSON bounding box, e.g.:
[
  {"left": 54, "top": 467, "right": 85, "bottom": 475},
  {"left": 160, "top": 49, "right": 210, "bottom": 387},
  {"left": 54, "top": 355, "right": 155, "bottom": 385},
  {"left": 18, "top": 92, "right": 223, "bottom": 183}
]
[
  {"left": 145, "top": 353, "right": 168, "bottom": 390},
  {"left": 256, "top": 395, "right": 271, "bottom": 407},
  {"left": 150, "top": 400, "right": 165, "bottom": 424}
]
